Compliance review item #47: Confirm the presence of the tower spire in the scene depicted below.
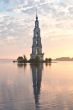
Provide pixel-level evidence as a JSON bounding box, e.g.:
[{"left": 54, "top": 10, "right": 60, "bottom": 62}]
[{"left": 36, "top": 8, "right": 38, "bottom": 20}]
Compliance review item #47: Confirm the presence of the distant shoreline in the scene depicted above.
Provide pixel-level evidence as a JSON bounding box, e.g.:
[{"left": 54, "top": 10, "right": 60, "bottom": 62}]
[
  {"left": 1, "top": 57, "right": 73, "bottom": 62},
  {"left": 54, "top": 57, "right": 73, "bottom": 61}
]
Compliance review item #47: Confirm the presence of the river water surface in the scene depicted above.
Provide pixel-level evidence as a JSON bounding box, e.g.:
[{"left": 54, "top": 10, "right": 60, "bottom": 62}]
[{"left": 0, "top": 61, "right": 73, "bottom": 110}]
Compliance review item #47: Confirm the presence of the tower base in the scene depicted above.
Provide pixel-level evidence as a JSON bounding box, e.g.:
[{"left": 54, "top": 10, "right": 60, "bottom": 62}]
[{"left": 30, "top": 53, "right": 44, "bottom": 61}]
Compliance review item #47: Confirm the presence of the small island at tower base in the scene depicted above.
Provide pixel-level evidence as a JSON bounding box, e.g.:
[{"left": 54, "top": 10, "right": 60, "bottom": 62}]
[{"left": 16, "top": 55, "right": 52, "bottom": 64}]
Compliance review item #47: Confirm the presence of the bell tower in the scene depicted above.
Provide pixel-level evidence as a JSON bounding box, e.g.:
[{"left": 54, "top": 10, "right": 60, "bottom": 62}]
[{"left": 30, "top": 10, "right": 44, "bottom": 61}]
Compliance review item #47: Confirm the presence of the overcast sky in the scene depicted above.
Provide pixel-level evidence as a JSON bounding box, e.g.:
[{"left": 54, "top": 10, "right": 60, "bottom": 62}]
[{"left": 0, "top": 0, "right": 73, "bottom": 59}]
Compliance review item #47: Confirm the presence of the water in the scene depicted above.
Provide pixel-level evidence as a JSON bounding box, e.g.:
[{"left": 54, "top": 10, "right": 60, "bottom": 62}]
[{"left": 0, "top": 61, "right": 73, "bottom": 110}]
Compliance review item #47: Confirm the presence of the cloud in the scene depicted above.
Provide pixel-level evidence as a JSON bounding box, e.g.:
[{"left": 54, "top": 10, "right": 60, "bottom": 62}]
[{"left": 0, "top": 0, "right": 73, "bottom": 58}]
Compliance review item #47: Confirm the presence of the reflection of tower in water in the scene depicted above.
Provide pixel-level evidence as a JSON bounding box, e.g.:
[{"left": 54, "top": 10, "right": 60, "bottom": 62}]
[{"left": 31, "top": 64, "right": 43, "bottom": 110}]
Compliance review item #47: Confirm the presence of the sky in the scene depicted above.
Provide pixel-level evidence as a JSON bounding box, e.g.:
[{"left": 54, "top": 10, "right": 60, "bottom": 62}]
[{"left": 0, "top": 0, "right": 73, "bottom": 59}]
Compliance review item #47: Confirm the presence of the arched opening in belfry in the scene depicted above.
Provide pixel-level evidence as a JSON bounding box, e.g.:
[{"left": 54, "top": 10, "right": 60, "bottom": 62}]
[{"left": 36, "top": 48, "right": 38, "bottom": 55}]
